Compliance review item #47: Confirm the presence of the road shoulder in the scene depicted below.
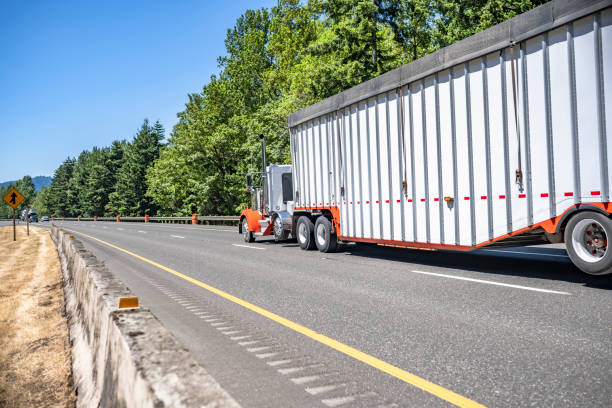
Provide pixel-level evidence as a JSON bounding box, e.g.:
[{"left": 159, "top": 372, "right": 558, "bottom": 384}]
[{"left": 0, "top": 226, "right": 75, "bottom": 407}]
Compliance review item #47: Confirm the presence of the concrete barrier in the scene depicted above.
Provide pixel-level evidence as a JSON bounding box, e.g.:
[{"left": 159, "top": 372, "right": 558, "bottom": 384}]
[{"left": 51, "top": 225, "right": 240, "bottom": 408}]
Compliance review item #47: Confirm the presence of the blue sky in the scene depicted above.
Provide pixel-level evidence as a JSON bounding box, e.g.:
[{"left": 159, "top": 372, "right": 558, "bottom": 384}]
[{"left": 0, "top": 0, "right": 277, "bottom": 181}]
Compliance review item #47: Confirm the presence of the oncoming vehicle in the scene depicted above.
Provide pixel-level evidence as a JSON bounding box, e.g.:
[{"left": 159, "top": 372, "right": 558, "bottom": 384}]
[
  {"left": 240, "top": 0, "right": 612, "bottom": 275},
  {"left": 40, "top": 216, "right": 50, "bottom": 222}
]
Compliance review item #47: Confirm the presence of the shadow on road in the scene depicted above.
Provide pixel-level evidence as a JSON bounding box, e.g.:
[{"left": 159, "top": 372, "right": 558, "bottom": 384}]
[
  {"left": 255, "top": 237, "right": 612, "bottom": 290},
  {"left": 339, "top": 243, "right": 612, "bottom": 290}
]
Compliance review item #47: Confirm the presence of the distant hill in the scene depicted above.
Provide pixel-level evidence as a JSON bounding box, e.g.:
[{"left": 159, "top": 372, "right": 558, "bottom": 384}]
[{"left": 0, "top": 176, "right": 52, "bottom": 191}]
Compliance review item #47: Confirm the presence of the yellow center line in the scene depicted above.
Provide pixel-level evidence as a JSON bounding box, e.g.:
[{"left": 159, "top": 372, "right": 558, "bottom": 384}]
[{"left": 62, "top": 226, "right": 486, "bottom": 408}]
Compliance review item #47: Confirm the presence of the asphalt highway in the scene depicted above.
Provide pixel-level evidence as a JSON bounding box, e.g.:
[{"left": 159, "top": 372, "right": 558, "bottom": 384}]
[{"left": 17, "top": 220, "right": 612, "bottom": 407}]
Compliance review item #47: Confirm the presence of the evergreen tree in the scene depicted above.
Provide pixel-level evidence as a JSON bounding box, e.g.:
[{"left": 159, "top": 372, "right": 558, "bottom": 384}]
[
  {"left": 108, "top": 120, "right": 163, "bottom": 216},
  {"left": 82, "top": 147, "right": 114, "bottom": 216},
  {"left": 47, "top": 158, "right": 75, "bottom": 217},
  {"left": 32, "top": 186, "right": 51, "bottom": 216},
  {"left": 433, "top": 0, "right": 548, "bottom": 47},
  {"left": 0, "top": 176, "right": 36, "bottom": 218},
  {"left": 0, "top": 185, "right": 12, "bottom": 218},
  {"left": 15, "top": 176, "right": 37, "bottom": 210},
  {"left": 67, "top": 150, "right": 92, "bottom": 216},
  {"left": 35, "top": 0, "right": 550, "bottom": 218}
]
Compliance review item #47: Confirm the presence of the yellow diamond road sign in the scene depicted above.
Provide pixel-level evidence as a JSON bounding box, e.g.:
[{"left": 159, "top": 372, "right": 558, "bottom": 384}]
[{"left": 2, "top": 187, "right": 25, "bottom": 209}]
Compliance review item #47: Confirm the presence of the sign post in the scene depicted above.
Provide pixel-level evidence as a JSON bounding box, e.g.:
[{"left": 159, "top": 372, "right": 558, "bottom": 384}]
[{"left": 2, "top": 187, "right": 26, "bottom": 242}]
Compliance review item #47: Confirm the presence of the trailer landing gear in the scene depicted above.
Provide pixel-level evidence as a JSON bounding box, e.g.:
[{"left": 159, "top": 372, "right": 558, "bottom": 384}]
[{"left": 565, "top": 211, "right": 612, "bottom": 275}]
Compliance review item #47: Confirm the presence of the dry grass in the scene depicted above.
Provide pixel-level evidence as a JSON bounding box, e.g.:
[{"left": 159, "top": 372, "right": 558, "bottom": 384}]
[{"left": 0, "top": 226, "right": 75, "bottom": 408}]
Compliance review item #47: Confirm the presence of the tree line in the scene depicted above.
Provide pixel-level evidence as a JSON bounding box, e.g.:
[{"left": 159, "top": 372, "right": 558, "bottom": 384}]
[{"left": 7, "top": 0, "right": 546, "bottom": 218}]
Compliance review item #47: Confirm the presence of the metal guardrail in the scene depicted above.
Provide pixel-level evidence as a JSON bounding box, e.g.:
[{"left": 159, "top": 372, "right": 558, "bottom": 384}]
[{"left": 52, "top": 215, "right": 240, "bottom": 224}]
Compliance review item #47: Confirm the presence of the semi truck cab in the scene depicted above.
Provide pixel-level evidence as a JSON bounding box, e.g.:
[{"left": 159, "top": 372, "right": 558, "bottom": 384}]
[{"left": 239, "top": 136, "right": 295, "bottom": 242}]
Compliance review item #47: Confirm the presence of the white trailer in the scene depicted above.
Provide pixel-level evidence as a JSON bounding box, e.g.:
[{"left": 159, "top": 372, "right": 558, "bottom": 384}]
[{"left": 240, "top": 0, "right": 612, "bottom": 275}]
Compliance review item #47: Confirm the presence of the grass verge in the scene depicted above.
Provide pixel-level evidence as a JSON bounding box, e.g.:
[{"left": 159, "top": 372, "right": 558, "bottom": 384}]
[{"left": 0, "top": 225, "right": 75, "bottom": 407}]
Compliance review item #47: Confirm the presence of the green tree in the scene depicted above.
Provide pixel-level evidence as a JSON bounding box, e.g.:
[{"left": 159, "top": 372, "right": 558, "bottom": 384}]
[
  {"left": 386, "top": 0, "right": 435, "bottom": 62},
  {"left": 81, "top": 147, "right": 114, "bottom": 216},
  {"left": 32, "top": 0, "right": 552, "bottom": 219},
  {"left": 0, "top": 185, "right": 11, "bottom": 218},
  {"left": 14, "top": 176, "right": 37, "bottom": 208},
  {"left": 67, "top": 150, "right": 92, "bottom": 216},
  {"left": 108, "top": 120, "right": 164, "bottom": 216},
  {"left": 0, "top": 176, "right": 38, "bottom": 219},
  {"left": 47, "top": 158, "right": 75, "bottom": 217},
  {"left": 32, "top": 185, "right": 51, "bottom": 216},
  {"left": 305, "top": 0, "right": 403, "bottom": 96},
  {"left": 433, "top": 0, "right": 548, "bottom": 47}
]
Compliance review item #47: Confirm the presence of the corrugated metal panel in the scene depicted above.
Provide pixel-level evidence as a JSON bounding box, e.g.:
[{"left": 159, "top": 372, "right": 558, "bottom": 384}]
[{"left": 292, "top": 7, "right": 611, "bottom": 248}]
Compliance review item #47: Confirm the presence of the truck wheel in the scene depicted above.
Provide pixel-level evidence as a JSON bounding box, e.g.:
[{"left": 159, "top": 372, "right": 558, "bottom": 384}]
[
  {"left": 242, "top": 218, "right": 255, "bottom": 243},
  {"left": 273, "top": 216, "right": 289, "bottom": 242},
  {"left": 314, "top": 216, "right": 338, "bottom": 253},
  {"left": 565, "top": 211, "right": 612, "bottom": 275},
  {"left": 297, "top": 216, "right": 316, "bottom": 250}
]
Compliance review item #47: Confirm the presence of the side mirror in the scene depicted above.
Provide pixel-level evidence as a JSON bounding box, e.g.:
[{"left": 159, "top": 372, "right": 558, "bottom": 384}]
[{"left": 246, "top": 175, "right": 252, "bottom": 187}]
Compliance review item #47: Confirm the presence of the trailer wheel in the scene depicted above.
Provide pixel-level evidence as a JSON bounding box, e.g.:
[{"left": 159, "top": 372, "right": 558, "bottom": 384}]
[
  {"left": 296, "top": 216, "right": 316, "bottom": 250},
  {"left": 273, "top": 216, "right": 289, "bottom": 242},
  {"left": 242, "top": 218, "right": 255, "bottom": 243},
  {"left": 565, "top": 211, "right": 612, "bottom": 275},
  {"left": 314, "top": 216, "right": 338, "bottom": 253}
]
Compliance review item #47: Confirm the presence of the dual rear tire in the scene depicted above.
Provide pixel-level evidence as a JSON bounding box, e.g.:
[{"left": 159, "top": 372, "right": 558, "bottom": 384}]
[{"left": 296, "top": 215, "right": 337, "bottom": 253}]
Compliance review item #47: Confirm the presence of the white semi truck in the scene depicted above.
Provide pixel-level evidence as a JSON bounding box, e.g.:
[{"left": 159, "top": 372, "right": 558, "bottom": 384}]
[{"left": 240, "top": 0, "right": 612, "bottom": 275}]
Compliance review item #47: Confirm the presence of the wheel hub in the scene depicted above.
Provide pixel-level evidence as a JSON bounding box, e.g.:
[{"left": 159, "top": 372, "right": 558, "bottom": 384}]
[
  {"left": 572, "top": 219, "right": 607, "bottom": 262},
  {"left": 274, "top": 218, "right": 282, "bottom": 236},
  {"left": 584, "top": 222, "right": 607, "bottom": 256},
  {"left": 298, "top": 223, "right": 307, "bottom": 243},
  {"left": 316, "top": 224, "right": 326, "bottom": 246}
]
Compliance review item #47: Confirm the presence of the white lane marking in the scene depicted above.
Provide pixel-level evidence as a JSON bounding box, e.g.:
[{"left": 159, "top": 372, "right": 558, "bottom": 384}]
[
  {"left": 267, "top": 359, "right": 291, "bottom": 366},
  {"left": 279, "top": 366, "right": 306, "bottom": 375},
  {"left": 137, "top": 230, "right": 146, "bottom": 234},
  {"left": 231, "top": 335, "right": 252, "bottom": 341},
  {"left": 200, "top": 228, "right": 235, "bottom": 232},
  {"left": 322, "top": 395, "right": 356, "bottom": 407},
  {"left": 170, "top": 235, "right": 185, "bottom": 239},
  {"left": 232, "top": 244, "right": 265, "bottom": 250},
  {"left": 256, "top": 352, "right": 279, "bottom": 359},
  {"left": 117, "top": 227, "right": 124, "bottom": 230},
  {"left": 482, "top": 249, "right": 569, "bottom": 258},
  {"left": 306, "top": 384, "right": 340, "bottom": 395},
  {"left": 291, "top": 375, "right": 320, "bottom": 385},
  {"left": 411, "top": 270, "right": 571, "bottom": 295}
]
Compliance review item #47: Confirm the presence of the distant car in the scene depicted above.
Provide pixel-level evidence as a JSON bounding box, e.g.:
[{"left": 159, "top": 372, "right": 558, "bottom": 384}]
[{"left": 40, "top": 216, "right": 49, "bottom": 222}]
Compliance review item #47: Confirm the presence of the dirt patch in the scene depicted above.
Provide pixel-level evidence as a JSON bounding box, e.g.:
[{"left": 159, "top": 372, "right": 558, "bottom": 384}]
[{"left": 0, "top": 226, "right": 75, "bottom": 408}]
